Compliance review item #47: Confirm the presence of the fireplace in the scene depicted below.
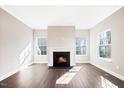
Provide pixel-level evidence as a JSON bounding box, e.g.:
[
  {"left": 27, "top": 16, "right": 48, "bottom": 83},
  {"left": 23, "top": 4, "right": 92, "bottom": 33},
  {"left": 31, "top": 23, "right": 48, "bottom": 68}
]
[{"left": 53, "top": 52, "right": 70, "bottom": 67}]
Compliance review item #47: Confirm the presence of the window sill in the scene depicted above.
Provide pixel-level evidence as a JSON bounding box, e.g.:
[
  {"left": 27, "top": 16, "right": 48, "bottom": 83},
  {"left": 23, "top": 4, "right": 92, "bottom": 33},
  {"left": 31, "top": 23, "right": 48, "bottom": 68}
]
[
  {"left": 37, "top": 55, "right": 47, "bottom": 56},
  {"left": 98, "top": 57, "right": 112, "bottom": 62}
]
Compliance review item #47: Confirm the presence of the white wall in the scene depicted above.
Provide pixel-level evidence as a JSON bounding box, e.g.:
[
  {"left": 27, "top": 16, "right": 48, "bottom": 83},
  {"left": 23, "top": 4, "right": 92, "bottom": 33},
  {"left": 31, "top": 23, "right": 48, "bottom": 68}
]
[
  {"left": 33, "top": 29, "right": 48, "bottom": 63},
  {"left": 0, "top": 8, "right": 33, "bottom": 80},
  {"left": 48, "top": 26, "right": 75, "bottom": 66},
  {"left": 90, "top": 7, "right": 124, "bottom": 79},
  {"left": 75, "top": 29, "right": 90, "bottom": 63}
]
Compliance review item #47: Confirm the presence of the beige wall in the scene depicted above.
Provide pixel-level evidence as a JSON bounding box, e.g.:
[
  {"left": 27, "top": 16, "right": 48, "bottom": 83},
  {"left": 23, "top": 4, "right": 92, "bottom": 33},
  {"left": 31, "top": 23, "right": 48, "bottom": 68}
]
[
  {"left": 90, "top": 7, "right": 124, "bottom": 77},
  {"left": 0, "top": 8, "right": 33, "bottom": 79}
]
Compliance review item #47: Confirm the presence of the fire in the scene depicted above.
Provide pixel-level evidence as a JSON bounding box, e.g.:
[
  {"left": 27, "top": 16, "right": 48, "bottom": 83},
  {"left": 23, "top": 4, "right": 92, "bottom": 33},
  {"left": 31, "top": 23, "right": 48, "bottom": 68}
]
[{"left": 58, "top": 56, "right": 66, "bottom": 63}]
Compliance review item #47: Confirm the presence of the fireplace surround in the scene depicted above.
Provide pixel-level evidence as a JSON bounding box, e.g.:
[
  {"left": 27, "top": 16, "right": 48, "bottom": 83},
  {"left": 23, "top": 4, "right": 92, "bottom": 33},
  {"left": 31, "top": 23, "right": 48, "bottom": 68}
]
[
  {"left": 53, "top": 52, "right": 70, "bottom": 67},
  {"left": 48, "top": 26, "right": 75, "bottom": 67}
]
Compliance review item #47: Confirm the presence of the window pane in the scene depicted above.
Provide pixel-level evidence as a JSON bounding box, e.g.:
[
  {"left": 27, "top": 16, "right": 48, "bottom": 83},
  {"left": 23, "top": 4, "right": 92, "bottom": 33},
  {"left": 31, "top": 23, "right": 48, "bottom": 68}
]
[
  {"left": 81, "top": 46, "right": 86, "bottom": 55},
  {"left": 105, "top": 45, "right": 111, "bottom": 58},
  {"left": 99, "top": 46, "right": 106, "bottom": 57},
  {"left": 99, "top": 33, "right": 104, "bottom": 45},
  {"left": 106, "top": 31, "right": 111, "bottom": 44}
]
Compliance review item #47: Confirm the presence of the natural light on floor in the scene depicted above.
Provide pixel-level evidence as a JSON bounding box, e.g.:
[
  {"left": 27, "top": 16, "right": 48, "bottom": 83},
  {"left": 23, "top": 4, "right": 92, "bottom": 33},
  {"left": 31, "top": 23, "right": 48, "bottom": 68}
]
[
  {"left": 19, "top": 42, "right": 32, "bottom": 69},
  {"left": 100, "top": 76, "right": 118, "bottom": 88},
  {"left": 56, "top": 66, "right": 82, "bottom": 84}
]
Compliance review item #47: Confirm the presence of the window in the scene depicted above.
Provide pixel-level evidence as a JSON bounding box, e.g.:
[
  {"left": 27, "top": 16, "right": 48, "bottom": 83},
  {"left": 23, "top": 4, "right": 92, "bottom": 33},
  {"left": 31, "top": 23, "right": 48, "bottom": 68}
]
[
  {"left": 98, "top": 29, "right": 111, "bottom": 59},
  {"left": 76, "top": 37, "right": 86, "bottom": 55},
  {"left": 36, "top": 38, "right": 47, "bottom": 55}
]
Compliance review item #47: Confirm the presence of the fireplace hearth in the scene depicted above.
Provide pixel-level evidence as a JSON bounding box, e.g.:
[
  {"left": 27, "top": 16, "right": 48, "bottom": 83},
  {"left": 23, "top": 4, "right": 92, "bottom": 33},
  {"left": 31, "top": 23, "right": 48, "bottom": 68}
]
[{"left": 53, "top": 52, "right": 70, "bottom": 67}]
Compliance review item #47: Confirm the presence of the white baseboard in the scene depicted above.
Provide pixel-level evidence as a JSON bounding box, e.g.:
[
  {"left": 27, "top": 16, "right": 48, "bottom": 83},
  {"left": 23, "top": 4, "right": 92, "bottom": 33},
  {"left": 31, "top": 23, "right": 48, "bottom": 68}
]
[
  {"left": 0, "top": 68, "right": 20, "bottom": 82},
  {"left": 90, "top": 62, "right": 124, "bottom": 81},
  {"left": 33, "top": 61, "right": 48, "bottom": 63},
  {"left": 76, "top": 61, "right": 90, "bottom": 63}
]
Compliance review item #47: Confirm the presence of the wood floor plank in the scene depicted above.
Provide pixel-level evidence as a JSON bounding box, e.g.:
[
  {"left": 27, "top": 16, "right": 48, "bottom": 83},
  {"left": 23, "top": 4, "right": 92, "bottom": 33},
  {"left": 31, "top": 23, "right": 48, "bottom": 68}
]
[{"left": 0, "top": 63, "right": 124, "bottom": 88}]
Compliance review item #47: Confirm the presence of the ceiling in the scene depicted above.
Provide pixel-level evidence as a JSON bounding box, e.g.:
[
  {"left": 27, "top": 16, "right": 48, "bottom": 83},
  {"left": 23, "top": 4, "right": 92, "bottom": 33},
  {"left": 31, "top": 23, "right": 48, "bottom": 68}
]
[{"left": 1, "top": 6, "right": 122, "bottom": 29}]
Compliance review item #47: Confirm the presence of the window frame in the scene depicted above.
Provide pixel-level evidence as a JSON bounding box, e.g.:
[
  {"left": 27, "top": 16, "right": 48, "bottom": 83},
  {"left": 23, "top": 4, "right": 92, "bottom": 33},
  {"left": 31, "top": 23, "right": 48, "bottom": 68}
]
[
  {"left": 97, "top": 29, "right": 112, "bottom": 62},
  {"left": 76, "top": 37, "right": 87, "bottom": 56},
  {"left": 36, "top": 37, "right": 47, "bottom": 56}
]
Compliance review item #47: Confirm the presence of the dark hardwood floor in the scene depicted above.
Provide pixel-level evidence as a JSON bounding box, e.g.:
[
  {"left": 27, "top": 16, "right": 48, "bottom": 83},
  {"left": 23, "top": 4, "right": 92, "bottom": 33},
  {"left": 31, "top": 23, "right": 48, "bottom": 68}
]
[{"left": 0, "top": 63, "right": 124, "bottom": 88}]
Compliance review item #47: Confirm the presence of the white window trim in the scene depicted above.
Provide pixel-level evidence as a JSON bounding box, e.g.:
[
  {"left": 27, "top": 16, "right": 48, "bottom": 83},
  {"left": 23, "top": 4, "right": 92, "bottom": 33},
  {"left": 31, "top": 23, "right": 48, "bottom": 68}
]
[
  {"left": 98, "top": 57, "right": 112, "bottom": 62},
  {"left": 97, "top": 28, "right": 112, "bottom": 62}
]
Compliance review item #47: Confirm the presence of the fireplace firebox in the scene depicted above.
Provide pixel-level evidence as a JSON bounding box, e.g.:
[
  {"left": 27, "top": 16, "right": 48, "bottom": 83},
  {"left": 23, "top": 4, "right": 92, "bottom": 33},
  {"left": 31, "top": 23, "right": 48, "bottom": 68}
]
[{"left": 53, "top": 52, "right": 70, "bottom": 67}]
